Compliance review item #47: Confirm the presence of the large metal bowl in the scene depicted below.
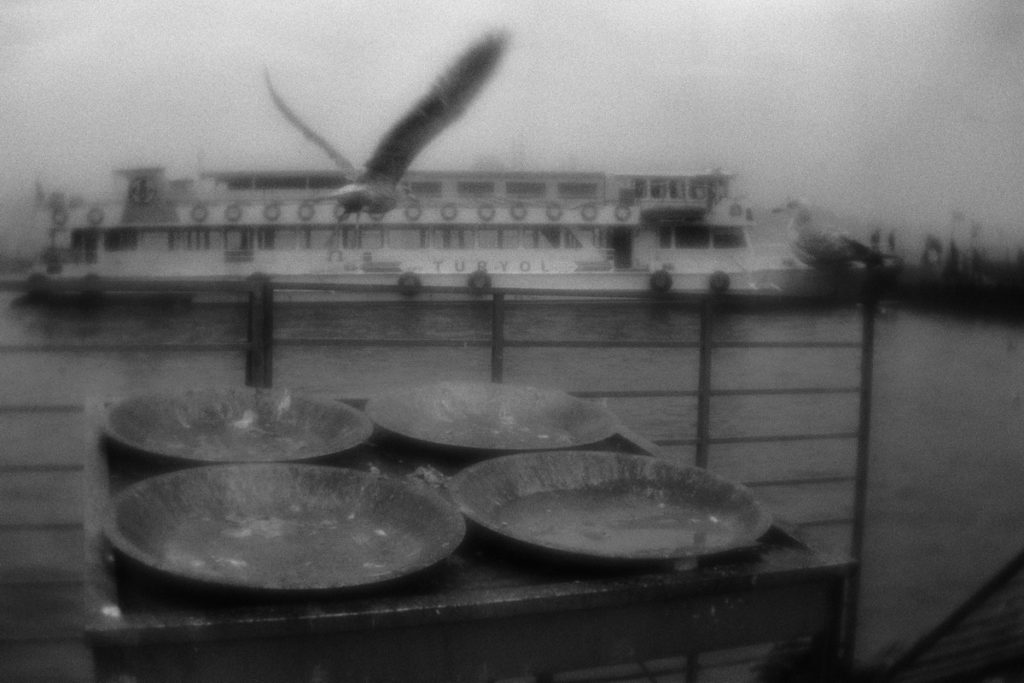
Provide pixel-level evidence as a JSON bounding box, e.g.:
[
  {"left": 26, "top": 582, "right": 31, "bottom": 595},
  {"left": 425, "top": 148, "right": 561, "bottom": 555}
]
[
  {"left": 449, "top": 451, "right": 772, "bottom": 564},
  {"left": 104, "top": 463, "right": 465, "bottom": 595},
  {"left": 104, "top": 387, "right": 373, "bottom": 464},
  {"left": 365, "top": 381, "right": 619, "bottom": 456}
]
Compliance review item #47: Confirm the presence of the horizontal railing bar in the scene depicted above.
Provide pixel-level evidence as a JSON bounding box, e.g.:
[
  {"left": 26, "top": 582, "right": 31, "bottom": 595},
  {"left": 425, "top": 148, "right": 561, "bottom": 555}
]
[
  {"left": 0, "top": 404, "right": 83, "bottom": 414},
  {"left": 709, "top": 431, "right": 859, "bottom": 444},
  {"left": 0, "top": 343, "right": 246, "bottom": 353},
  {"left": 276, "top": 338, "right": 490, "bottom": 348},
  {"left": 0, "top": 523, "right": 83, "bottom": 532},
  {"left": 712, "top": 340, "right": 860, "bottom": 349},
  {"left": 744, "top": 475, "right": 856, "bottom": 488},
  {"left": 798, "top": 517, "right": 854, "bottom": 528},
  {"left": 710, "top": 387, "right": 860, "bottom": 397},
  {"left": 652, "top": 437, "right": 701, "bottom": 446},
  {"left": 0, "top": 464, "right": 84, "bottom": 474},
  {"left": 570, "top": 390, "right": 699, "bottom": 399}
]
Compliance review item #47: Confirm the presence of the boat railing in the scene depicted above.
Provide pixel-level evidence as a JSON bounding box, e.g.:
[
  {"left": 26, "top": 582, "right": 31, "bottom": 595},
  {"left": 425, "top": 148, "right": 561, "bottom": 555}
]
[{"left": 0, "top": 274, "right": 884, "bottom": 676}]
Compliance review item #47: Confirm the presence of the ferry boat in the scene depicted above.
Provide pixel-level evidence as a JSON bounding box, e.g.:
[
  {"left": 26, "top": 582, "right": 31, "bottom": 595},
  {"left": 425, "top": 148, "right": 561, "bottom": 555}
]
[{"left": 26, "top": 165, "right": 865, "bottom": 303}]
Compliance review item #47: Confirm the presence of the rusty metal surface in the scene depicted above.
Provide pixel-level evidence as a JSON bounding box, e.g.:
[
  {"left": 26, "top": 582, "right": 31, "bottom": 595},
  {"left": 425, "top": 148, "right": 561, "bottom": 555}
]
[
  {"left": 449, "top": 451, "right": 772, "bottom": 564},
  {"left": 365, "top": 381, "right": 619, "bottom": 456},
  {"left": 103, "top": 463, "right": 465, "bottom": 596},
  {"left": 104, "top": 387, "right": 373, "bottom": 464}
]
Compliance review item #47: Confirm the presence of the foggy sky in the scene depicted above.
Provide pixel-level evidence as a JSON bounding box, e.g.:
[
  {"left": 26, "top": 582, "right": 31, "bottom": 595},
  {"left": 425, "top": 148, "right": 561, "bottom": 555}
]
[{"left": 4, "top": 0, "right": 1024, "bottom": 252}]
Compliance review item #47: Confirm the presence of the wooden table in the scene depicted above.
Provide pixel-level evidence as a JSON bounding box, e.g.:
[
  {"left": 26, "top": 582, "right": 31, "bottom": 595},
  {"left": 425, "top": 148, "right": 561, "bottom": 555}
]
[{"left": 83, "top": 425, "right": 854, "bottom": 682}]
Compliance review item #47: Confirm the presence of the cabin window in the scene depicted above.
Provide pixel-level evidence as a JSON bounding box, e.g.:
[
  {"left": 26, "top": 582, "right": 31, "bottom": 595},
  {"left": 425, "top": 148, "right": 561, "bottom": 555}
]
[
  {"left": 275, "top": 229, "right": 299, "bottom": 250},
  {"left": 506, "top": 181, "right": 546, "bottom": 197},
  {"left": 712, "top": 227, "right": 745, "bottom": 249},
  {"left": 668, "top": 181, "right": 681, "bottom": 199},
  {"left": 225, "top": 229, "right": 252, "bottom": 251},
  {"left": 649, "top": 180, "right": 666, "bottom": 199},
  {"left": 557, "top": 182, "right": 598, "bottom": 199},
  {"left": 476, "top": 228, "right": 499, "bottom": 249},
  {"left": 457, "top": 181, "right": 495, "bottom": 197},
  {"left": 500, "top": 229, "right": 519, "bottom": 249},
  {"left": 523, "top": 226, "right": 560, "bottom": 249},
  {"left": 432, "top": 227, "right": 472, "bottom": 249},
  {"left": 674, "top": 224, "right": 710, "bottom": 248},
  {"left": 340, "top": 226, "right": 358, "bottom": 249},
  {"left": 360, "top": 228, "right": 384, "bottom": 249},
  {"left": 138, "top": 231, "right": 165, "bottom": 251},
  {"left": 256, "top": 228, "right": 275, "bottom": 250},
  {"left": 103, "top": 228, "right": 139, "bottom": 251},
  {"left": 409, "top": 181, "right": 443, "bottom": 197},
  {"left": 308, "top": 175, "right": 345, "bottom": 190},
  {"left": 658, "top": 225, "right": 672, "bottom": 248},
  {"left": 633, "top": 179, "right": 647, "bottom": 198},
  {"left": 689, "top": 182, "right": 708, "bottom": 200},
  {"left": 305, "top": 228, "right": 334, "bottom": 249},
  {"left": 389, "top": 228, "right": 427, "bottom": 249}
]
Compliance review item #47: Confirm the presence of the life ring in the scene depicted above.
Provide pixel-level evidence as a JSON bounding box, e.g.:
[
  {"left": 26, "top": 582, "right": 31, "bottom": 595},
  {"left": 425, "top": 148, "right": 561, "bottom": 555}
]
[
  {"left": 478, "top": 204, "right": 496, "bottom": 222},
  {"left": 404, "top": 203, "right": 422, "bottom": 221},
  {"left": 510, "top": 203, "right": 527, "bottom": 221},
  {"left": 709, "top": 270, "right": 730, "bottom": 293},
  {"left": 467, "top": 269, "right": 492, "bottom": 293},
  {"left": 191, "top": 204, "right": 209, "bottom": 223},
  {"left": 545, "top": 203, "right": 563, "bottom": 221},
  {"left": 298, "top": 202, "right": 316, "bottom": 222},
  {"left": 580, "top": 204, "right": 598, "bottom": 222},
  {"left": 397, "top": 271, "right": 422, "bottom": 296},
  {"left": 52, "top": 208, "right": 67, "bottom": 227},
  {"left": 87, "top": 208, "right": 104, "bottom": 226},
  {"left": 263, "top": 203, "right": 281, "bottom": 222},
  {"left": 225, "top": 204, "right": 242, "bottom": 222},
  {"left": 441, "top": 204, "right": 458, "bottom": 221},
  {"left": 649, "top": 269, "right": 672, "bottom": 293},
  {"left": 614, "top": 205, "right": 631, "bottom": 222}
]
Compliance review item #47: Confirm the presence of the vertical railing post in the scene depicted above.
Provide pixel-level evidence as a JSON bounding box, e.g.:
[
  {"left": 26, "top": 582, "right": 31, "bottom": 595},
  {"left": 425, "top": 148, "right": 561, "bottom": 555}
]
[
  {"left": 245, "top": 274, "right": 274, "bottom": 388},
  {"left": 695, "top": 296, "right": 714, "bottom": 469},
  {"left": 491, "top": 292, "right": 506, "bottom": 383},
  {"left": 845, "top": 269, "right": 880, "bottom": 668}
]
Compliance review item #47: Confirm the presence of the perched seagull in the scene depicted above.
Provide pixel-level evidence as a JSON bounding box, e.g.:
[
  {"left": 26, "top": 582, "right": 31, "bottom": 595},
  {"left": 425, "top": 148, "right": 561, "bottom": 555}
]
[
  {"left": 264, "top": 31, "right": 509, "bottom": 217},
  {"left": 784, "top": 199, "right": 882, "bottom": 268}
]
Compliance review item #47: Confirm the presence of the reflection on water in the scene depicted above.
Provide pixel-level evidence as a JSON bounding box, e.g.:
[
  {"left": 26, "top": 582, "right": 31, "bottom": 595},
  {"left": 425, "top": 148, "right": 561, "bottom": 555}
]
[{"left": 2, "top": 293, "right": 1024, "bottom": 659}]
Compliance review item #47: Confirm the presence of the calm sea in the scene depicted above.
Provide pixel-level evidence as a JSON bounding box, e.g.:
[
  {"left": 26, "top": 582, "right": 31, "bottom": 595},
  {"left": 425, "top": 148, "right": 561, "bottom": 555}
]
[{"left": 2, "top": 291, "right": 1023, "bottom": 661}]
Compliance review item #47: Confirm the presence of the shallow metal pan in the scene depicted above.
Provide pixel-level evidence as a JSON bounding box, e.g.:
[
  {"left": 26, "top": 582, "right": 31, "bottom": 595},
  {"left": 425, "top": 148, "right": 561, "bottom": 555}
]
[
  {"left": 104, "top": 387, "right": 373, "bottom": 464},
  {"left": 365, "top": 381, "right": 619, "bottom": 456},
  {"left": 448, "top": 451, "right": 772, "bottom": 564},
  {"left": 104, "top": 463, "right": 465, "bottom": 596}
]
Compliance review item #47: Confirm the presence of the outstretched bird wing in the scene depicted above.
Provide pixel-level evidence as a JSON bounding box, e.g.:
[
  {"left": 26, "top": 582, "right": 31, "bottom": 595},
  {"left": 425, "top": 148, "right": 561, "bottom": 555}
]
[
  {"left": 361, "top": 31, "right": 509, "bottom": 184},
  {"left": 264, "top": 68, "right": 358, "bottom": 178}
]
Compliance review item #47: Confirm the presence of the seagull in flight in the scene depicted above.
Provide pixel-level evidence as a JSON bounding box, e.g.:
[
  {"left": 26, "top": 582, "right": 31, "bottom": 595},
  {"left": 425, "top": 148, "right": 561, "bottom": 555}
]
[
  {"left": 784, "top": 199, "right": 883, "bottom": 268},
  {"left": 264, "top": 31, "right": 509, "bottom": 217}
]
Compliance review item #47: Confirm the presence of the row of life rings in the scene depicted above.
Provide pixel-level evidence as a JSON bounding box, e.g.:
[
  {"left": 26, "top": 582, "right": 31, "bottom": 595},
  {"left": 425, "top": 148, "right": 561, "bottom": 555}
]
[
  {"left": 396, "top": 202, "right": 631, "bottom": 223},
  {"left": 396, "top": 270, "right": 491, "bottom": 297},
  {"left": 648, "top": 269, "right": 731, "bottom": 294}
]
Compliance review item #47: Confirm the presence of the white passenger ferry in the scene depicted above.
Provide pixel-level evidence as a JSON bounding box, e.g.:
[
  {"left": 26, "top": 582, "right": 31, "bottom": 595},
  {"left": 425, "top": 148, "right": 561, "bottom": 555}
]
[{"left": 28, "top": 165, "right": 858, "bottom": 302}]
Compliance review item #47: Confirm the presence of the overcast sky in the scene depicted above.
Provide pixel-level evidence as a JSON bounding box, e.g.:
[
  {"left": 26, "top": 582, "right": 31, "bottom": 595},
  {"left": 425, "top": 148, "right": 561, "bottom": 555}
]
[{"left": 4, "top": 0, "right": 1024, "bottom": 251}]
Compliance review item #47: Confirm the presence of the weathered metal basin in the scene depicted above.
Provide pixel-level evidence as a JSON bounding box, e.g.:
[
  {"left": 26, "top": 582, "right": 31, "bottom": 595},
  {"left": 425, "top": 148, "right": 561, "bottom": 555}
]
[
  {"left": 104, "top": 463, "right": 465, "bottom": 595},
  {"left": 365, "top": 381, "right": 619, "bottom": 455},
  {"left": 449, "top": 451, "right": 772, "bottom": 564},
  {"left": 104, "top": 387, "right": 373, "bottom": 464}
]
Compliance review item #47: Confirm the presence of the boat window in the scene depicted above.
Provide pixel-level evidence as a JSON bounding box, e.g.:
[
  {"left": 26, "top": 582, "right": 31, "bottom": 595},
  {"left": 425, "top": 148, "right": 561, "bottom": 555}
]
[
  {"left": 557, "top": 182, "right": 598, "bottom": 199},
  {"left": 308, "top": 174, "right": 346, "bottom": 190},
  {"left": 139, "top": 231, "right": 165, "bottom": 251},
  {"left": 305, "top": 228, "right": 334, "bottom": 249},
  {"left": 506, "top": 181, "right": 546, "bottom": 197},
  {"left": 457, "top": 181, "right": 495, "bottom": 197},
  {"left": 225, "top": 229, "right": 251, "bottom": 251},
  {"left": 659, "top": 225, "right": 672, "bottom": 248},
  {"left": 649, "top": 180, "right": 666, "bottom": 199},
  {"left": 633, "top": 179, "right": 647, "bottom": 198},
  {"left": 256, "top": 228, "right": 275, "bottom": 250},
  {"left": 275, "top": 228, "right": 299, "bottom": 250},
  {"left": 409, "top": 181, "right": 443, "bottom": 197},
  {"left": 340, "top": 226, "right": 358, "bottom": 249},
  {"left": 565, "top": 228, "right": 595, "bottom": 249},
  {"left": 712, "top": 227, "right": 745, "bottom": 249},
  {"left": 208, "top": 230, "right": 224, "bottom": 250},
  {"left": 674, "top": 224, "right": 710, "bottom": 248},
  {"left": 103, "top": 228, "right": 139, "bottom": 251},
  {"left": 431, "top": 227, "right": 472, "bottom": 249},
  {"left": 389, "top": 228, "right": 427, "bottom": 249},
  {"left": 668, "top": 181, "right": 681, "bottom": 199},
  {"left": 359, "top": 228, "right": 384, "bottom": 249},
  {"left": 476, "top": 228, "right": 499, "bottom": 249},
  {"left": 500, "top": 228, "right": 519, "bottom": 249},
  {"left": 689, "top": 182, "right": 708, "bottom": 200},
  {"left": 522, "top": 227, "right": 561, "bottom": 249}
]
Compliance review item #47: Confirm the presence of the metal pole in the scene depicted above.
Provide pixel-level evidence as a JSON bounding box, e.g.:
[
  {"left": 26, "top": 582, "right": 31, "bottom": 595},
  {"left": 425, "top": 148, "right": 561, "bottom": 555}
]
[
  {"left": 491, "top": 292, "right": 505, "bottom": 383},
  {"left": 845, "top": 271, "right": 880, "bottom": 667},
  {"left": 245, "top": 274, "right": 274, "bottom": 388},
  {"left": 695, "top": 296, "right": 713, "bottom": 469}
]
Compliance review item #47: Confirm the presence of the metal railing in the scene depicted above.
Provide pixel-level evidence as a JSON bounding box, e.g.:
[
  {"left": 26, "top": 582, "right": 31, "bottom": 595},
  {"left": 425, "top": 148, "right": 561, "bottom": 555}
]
[{"left": 0, "top": 274, "right": 881, "bottom": 674}]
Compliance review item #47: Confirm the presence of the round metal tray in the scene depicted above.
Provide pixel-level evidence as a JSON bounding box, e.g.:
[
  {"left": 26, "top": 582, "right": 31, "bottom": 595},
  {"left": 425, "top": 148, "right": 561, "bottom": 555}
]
[
  {"left": 105, "top": 463, "right": 465, "bottom": 595},
  {"left": 104, "top": 387, "right": 373, "bottom": 464},
  {"left": 449, "top": 451, "right": 772, "bottom": 564},
  {"left": 365, "top": 381, "right": 619, "bottom": 456}
]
